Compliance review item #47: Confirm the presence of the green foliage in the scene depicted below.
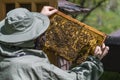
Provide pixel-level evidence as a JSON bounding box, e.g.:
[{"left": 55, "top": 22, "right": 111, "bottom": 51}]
[
  {"left": 68, "top": 0, "right": 120, "bottom": 34},
  {"left": 82, "top": 8, "right": 120, "bottom": 34}
]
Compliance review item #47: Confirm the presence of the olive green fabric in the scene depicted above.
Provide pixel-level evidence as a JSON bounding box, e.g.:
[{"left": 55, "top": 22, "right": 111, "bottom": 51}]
[
  {"left": 0, "top": 8, "right": 50, "bottom": 43},
  {"left": 0, "top": 48, "right": 103, "bottom": 80}
]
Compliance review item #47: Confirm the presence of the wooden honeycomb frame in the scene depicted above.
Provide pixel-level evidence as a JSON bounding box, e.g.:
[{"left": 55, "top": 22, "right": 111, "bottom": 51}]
[{"left": 40, "top": 11, "right": 106, "bottom": 65}]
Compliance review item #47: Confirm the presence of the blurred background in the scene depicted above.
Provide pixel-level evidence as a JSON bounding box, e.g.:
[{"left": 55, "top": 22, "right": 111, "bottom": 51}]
[{"left": 67, "top": 0, "right": 120, "bottom": 34}]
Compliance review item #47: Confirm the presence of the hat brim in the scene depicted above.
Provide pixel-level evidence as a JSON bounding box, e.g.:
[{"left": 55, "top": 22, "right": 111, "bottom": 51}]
[{"left": 0, "top": 12, "right": 50, "bottom": 43}]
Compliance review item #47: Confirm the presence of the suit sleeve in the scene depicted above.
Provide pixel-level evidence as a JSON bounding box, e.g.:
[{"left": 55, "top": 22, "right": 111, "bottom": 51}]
[{"left": 29, "top": 56, "right": 103, "bottom": 80}]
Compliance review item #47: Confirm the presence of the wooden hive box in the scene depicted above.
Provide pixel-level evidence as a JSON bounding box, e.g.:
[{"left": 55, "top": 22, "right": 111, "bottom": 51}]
[
  {"left": 0, "top": 0, "right": 58, "bottom": 21},
  {"left": 37, "top": 11, "right": 106, "bottom": 66}
]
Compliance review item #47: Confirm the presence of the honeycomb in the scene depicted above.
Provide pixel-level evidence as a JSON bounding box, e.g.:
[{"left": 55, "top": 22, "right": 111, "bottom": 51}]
[{"left": 38, "top": 11, "right": 106, "bottom": 65}]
